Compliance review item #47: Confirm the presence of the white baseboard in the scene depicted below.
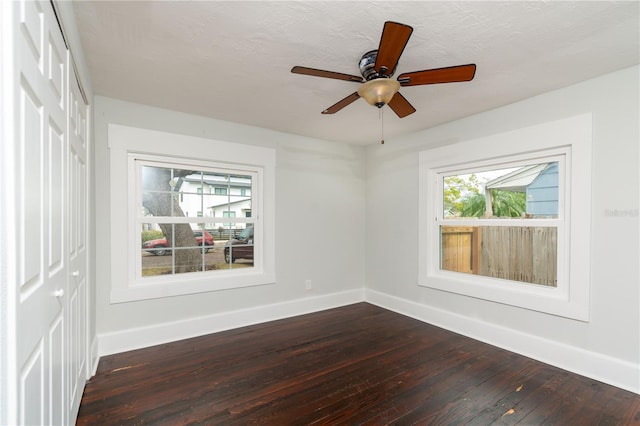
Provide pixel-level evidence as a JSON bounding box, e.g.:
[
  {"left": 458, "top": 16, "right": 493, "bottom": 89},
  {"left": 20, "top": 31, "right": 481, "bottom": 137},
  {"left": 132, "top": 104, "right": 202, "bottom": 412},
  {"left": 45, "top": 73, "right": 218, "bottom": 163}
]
[
  {"left": 98, "top": 288, "right": 365, "bottom": 357},
  {"left": 365, "top": 289, "right": 640, "bottom": 394}
]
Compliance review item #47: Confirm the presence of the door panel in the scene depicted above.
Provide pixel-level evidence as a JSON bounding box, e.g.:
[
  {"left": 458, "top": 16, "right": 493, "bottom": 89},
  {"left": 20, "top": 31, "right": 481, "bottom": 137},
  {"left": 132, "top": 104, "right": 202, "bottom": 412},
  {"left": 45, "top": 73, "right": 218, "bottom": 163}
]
[
  {"left": 48, "top": 33, "right": 66, "bottom": 107},
  {"left": 19, "top": 79, "right": 44, "bottom": 296},
  {"left": 49, "top": 313, "right": 65, "bottom": 425},
  {"left": 20, "top": 341, "right": 45, "bottom": 426},
  {"left": 19, "top": 0, "right": 43, "bottom": 69},
  {"left": 49, "top": 122, "right": 64, "bottom": 273}
]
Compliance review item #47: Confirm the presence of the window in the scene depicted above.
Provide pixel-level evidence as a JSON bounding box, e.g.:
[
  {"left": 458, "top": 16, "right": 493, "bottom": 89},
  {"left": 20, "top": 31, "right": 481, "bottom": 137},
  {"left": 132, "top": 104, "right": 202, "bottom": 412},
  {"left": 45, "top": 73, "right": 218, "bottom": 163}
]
[
  {"left": 214, "top": 187, "right": 227, "bottom": 195},
  {"left": 418, "top": 114, "right": 592, "bottom": 320},
  {"left": 108, "top": 124, "right": 275, "bottom": 303}
]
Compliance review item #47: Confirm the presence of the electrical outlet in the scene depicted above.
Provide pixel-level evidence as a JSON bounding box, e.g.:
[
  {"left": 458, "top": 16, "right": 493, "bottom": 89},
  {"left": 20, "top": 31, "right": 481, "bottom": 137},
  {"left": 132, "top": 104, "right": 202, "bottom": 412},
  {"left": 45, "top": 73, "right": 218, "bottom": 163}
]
[{"left": 305, "top": 279, "right": 312, "bottom": 290}]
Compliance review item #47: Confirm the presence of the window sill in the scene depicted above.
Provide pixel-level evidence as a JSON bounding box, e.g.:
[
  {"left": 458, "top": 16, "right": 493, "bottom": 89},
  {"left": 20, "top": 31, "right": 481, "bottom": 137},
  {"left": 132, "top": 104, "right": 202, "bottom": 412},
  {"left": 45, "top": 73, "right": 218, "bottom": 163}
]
[
  {"left": 111, "top": 269, "right": 276, "bottom": 304},
  {"left": 419, "top": 271, "right": 588, "bottom": 321}
]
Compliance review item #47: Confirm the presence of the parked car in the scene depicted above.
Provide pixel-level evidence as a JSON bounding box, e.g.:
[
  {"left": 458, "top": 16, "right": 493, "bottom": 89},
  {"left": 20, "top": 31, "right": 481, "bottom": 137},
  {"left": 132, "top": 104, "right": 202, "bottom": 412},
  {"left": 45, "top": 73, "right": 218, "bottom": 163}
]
[
  {"left": 224, "top": 226, "right": 254, "bottom": 263},
  {"left": 143, "top": 230, "right": 214, "bottom": 256}
]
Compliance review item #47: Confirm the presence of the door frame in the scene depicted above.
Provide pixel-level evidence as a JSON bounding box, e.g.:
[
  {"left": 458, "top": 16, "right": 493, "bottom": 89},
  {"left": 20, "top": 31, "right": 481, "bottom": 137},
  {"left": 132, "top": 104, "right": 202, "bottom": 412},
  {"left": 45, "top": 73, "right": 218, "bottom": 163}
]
[{"left": 0, "top": 0, "right": 19, "bottom": 423}]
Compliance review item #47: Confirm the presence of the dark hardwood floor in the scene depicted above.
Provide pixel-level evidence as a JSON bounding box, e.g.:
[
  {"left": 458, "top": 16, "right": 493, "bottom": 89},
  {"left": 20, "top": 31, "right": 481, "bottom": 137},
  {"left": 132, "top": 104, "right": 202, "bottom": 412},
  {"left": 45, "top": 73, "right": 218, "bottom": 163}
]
[{"left": 77, "top": 303, "right": 640, "bottom": 425}]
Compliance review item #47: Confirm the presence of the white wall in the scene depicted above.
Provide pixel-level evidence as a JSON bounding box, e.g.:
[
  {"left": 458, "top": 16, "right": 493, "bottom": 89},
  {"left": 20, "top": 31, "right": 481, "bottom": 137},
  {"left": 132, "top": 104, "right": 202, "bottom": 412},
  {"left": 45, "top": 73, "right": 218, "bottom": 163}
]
[
  {"left": 94, "top": 97, "right": 366, "bottom": 350},
  {"left": 365, "top": 66, "right": 639, "bottom": 392}
]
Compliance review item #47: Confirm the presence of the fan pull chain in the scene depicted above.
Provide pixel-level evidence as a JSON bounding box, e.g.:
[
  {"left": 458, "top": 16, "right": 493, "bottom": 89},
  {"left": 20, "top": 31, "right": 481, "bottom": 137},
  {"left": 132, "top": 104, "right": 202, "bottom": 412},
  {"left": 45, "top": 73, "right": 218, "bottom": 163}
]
[{"left": 379, "top": 107, "right": 385, "bottom": 144}]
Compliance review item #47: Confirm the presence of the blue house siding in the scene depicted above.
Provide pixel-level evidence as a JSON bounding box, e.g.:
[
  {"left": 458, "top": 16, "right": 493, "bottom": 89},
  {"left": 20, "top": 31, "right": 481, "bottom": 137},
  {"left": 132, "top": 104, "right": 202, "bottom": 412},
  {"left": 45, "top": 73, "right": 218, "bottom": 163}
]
[{"left": 526, "top": 162, "right": 559, "bottom": 217}]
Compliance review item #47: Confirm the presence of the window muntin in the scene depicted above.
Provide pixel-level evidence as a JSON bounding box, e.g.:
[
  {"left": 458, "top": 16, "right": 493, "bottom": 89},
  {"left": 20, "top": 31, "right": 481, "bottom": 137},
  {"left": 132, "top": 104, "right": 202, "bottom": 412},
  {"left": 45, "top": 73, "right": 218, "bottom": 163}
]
[{"left": 136, "top": 159, "right": 256, "bottom": 281}]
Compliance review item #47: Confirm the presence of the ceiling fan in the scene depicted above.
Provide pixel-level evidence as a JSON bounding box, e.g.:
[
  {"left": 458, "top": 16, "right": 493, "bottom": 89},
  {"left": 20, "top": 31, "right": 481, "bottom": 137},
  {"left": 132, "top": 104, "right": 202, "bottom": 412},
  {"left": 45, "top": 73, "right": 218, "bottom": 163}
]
[{"left": 291, "top": 21, "right": 477, "bottom": 119}]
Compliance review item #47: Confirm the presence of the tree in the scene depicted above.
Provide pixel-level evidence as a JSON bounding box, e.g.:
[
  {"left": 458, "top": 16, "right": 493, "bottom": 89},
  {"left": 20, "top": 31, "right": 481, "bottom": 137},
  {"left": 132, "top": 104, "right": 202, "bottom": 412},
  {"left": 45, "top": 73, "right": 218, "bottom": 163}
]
[
  {"left": 142, "top": 167, "right": 202, "bottom": 273},
  {"left": 460, "top": 189, "right": 526, "bottom": 218},
  {"left": 490, "top": 190, "right": 526, "bottom": 217},
  {"left": 443, "top": 174, "right": 482, "bottom": 217},
  {"left": 460, "top": 192, "right": 486, "bottom": 217}
]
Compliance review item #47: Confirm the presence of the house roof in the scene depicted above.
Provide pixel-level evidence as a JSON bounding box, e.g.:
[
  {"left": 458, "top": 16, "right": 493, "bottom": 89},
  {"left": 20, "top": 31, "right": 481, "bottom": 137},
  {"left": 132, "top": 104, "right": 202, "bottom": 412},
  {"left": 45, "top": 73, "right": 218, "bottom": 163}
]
[
  {"left": 209, "top": 198, "right": 251, "bottom": 210},
  {"left": 485, "top": 164, "right": 548, "bottom": 193}
]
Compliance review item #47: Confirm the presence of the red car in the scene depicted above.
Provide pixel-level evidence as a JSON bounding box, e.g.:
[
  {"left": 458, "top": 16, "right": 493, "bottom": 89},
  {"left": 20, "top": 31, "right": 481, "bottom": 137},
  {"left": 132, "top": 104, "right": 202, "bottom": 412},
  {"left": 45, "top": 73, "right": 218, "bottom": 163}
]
[{"left": 143, "top": 230, "right": 214, "bottom": 256}]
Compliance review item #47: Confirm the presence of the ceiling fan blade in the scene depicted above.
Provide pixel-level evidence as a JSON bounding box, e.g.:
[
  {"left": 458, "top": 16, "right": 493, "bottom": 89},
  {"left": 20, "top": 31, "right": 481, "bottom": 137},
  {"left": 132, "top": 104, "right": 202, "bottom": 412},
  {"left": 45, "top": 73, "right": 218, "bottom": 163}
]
[
  {"left": 398, "top": 64, "right": 477, "bottom": 86},
  {"left": 291, "top": 66, "right": 363, "bottom": 83},
  {"left": 321, "top": 92, "right": 360, "bottom": 114},
  {"left": 374, "top": 21, "right": 413, "bottom": 76},
  {"left": 387, "top": 92, "right": 416, "bottom": 118}
]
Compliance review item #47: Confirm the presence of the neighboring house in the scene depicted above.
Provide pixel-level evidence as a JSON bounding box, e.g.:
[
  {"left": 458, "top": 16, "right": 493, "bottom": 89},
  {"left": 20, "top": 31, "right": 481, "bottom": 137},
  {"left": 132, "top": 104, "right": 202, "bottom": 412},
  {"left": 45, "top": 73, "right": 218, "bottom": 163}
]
[
  {"left": 525, "top": 162, "right": 559, "bottom": 217},
  {"left": 177, "top": 173, "right": 252, "bottom": 229},
  {"left": 209, "top": 198, "right": 252, "bottom": 222},
  {"left": 485, "top": 162, "right": 559, "bottom": 218}
]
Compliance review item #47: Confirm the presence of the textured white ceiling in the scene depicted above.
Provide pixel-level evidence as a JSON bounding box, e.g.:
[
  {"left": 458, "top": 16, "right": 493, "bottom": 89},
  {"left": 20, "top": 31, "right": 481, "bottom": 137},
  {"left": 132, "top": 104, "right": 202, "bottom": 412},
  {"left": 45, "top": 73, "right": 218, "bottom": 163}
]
[{"left": 73, "top": 1, "right": 639, "bottom": 145}]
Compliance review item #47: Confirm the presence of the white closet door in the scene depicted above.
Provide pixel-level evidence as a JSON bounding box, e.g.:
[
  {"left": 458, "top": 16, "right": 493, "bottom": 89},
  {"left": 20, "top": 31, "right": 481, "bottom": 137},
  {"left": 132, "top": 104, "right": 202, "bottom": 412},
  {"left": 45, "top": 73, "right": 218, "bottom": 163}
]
[
  {"left": 67, "top": 65, "right": 89, "bottom": 421},
  {"left": 15, "top": 1, "right": 68, "bottom": 424}
]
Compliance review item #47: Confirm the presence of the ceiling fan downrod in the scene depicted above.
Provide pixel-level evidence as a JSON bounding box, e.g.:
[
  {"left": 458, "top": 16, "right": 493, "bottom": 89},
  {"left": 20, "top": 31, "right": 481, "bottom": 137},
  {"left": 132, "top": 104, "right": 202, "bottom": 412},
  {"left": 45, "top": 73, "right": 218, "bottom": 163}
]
[{"left": 380, "top": 107, "right": 385, "bottom": 145}]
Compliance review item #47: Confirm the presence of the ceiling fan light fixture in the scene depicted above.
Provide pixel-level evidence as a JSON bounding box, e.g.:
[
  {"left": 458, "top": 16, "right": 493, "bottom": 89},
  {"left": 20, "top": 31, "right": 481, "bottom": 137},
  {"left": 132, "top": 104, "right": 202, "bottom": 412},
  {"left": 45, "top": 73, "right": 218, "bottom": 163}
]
[{"left": 357, "top": 78, "right": 400, "bottom": 108}]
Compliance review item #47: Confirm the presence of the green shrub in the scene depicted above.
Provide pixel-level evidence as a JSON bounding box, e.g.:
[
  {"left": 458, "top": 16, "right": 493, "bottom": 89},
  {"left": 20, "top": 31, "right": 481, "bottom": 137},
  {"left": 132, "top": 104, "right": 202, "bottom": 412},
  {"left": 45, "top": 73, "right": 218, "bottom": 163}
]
[{"left": 141, "top": 230, "right": 164, "bottom": 244}]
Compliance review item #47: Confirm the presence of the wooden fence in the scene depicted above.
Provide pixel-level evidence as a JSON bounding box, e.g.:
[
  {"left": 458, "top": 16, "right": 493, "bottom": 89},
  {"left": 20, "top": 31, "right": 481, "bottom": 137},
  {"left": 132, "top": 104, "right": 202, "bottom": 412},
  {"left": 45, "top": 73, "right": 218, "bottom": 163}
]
[{"left": 441, "top": 226, "right": 557, "bottom": 286}]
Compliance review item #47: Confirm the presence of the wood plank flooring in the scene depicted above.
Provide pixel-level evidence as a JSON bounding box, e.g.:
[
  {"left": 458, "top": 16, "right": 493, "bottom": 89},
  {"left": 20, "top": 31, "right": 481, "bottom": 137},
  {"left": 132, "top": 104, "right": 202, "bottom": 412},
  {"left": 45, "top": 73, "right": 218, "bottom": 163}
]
[{"left": 77, "top": 303, "right": 640, "bottom": 425}]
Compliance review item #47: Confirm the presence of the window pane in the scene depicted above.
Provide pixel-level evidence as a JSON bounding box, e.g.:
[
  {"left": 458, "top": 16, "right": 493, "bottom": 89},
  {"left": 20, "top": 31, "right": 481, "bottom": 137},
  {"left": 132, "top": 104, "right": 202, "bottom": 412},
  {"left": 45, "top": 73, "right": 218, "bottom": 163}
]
[
  {"left": 141, "top": 166, "right": 200, "bottom": 218},
  {"left": 221, "top": 224, "right": 254, "bottom": 270},
  {"left": 440, "top": 225, "right": 557, "bottom": 287},
  {"left": 140, "top": 223, "right": 216, "bottom": 276},
  {"left": 141, "top": 222, "right": 254, "bottom": 276},
  {"left": 443, "top": 162, "right": 559, "bottom": 219},
  {"left": 178, "top": 192, "right": 201, "bottom": 217}
]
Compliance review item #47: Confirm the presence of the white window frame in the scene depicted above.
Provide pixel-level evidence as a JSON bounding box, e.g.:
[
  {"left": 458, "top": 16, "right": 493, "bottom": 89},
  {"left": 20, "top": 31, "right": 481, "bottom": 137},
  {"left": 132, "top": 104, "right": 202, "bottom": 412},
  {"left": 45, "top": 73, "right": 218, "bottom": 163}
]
[
  {"left": 109, "top": 124, "right": 276, "bottom": 303},
  {"left": 418, "top": 114, "right": 592, "bottom": 321}
]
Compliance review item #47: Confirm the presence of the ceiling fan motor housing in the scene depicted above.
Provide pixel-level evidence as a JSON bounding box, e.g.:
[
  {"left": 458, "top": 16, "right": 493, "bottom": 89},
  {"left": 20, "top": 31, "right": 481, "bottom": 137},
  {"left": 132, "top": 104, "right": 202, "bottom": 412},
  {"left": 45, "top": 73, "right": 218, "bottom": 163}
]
[{"left": 360, "top": 50, "right": 384, "bottom": 80}]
